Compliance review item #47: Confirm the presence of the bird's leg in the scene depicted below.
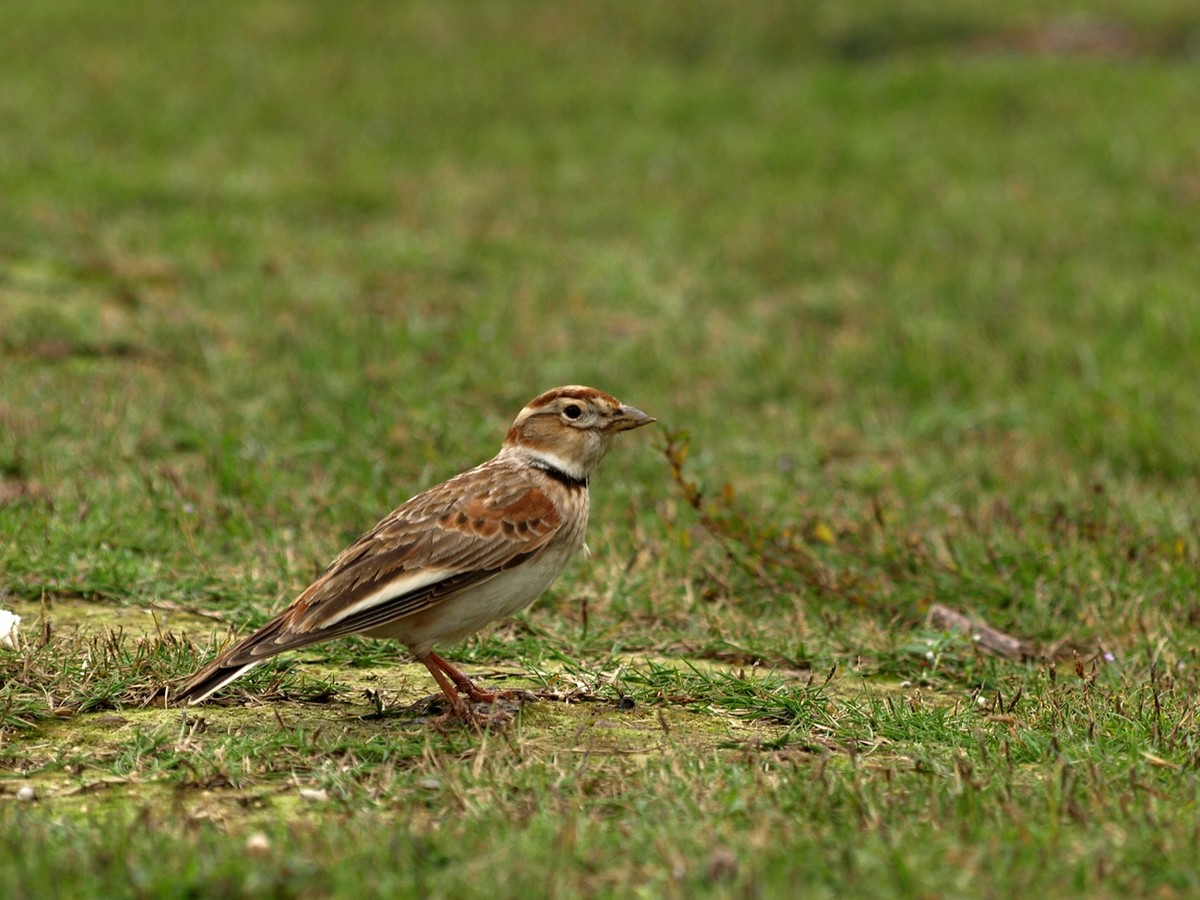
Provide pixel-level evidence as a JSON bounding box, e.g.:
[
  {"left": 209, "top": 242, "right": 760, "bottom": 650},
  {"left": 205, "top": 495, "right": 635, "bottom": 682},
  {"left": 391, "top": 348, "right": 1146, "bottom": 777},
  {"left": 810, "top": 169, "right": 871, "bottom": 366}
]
[
  {"left": 427, "top": 651, "right": 540, "bottom": 706},
  {"left": 425, "top": 651, "right": 498, "bottom": 703},
  {"left": 418, "top": 653, "right": 475, "bottom": 718},
  {"left": 418, "top": 652, "right": 519, "bottom": 728}
]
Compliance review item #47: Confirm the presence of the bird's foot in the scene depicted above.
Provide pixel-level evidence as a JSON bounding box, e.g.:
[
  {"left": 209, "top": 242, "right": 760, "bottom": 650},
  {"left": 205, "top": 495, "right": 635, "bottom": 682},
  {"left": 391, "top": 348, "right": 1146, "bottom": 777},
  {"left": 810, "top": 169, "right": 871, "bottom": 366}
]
[
  {"left": 426, "top": 694, "right": 521, "bottom": 730},
  {"left": 461, "top": 685, "right": 540, "bottom": 705}
]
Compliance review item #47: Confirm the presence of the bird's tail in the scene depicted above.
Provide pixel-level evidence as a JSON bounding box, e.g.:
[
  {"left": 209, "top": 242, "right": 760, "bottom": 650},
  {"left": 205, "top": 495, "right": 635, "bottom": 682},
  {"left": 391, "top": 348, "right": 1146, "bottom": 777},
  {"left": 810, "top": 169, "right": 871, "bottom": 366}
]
[
  {"left": 172, "top": 603, "right": 333, "bottom": 706},
  {"left": 173, "top": 656, "right": 262, "bottom": 706}
]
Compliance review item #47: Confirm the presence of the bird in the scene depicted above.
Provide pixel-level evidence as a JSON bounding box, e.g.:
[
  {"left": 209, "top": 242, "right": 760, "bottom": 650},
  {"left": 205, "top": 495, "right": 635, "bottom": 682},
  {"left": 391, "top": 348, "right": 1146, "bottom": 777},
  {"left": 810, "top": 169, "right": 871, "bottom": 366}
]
[{"left": 174, "top": 385, "right": 655, "bottom": 721}]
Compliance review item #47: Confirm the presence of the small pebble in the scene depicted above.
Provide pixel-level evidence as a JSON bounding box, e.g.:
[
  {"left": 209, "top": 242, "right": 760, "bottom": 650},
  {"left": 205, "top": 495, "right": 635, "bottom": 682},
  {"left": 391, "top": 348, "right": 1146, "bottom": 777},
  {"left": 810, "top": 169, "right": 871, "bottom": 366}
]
[{"left": 298, "top": 787, "right": 329, "bottom": 803}]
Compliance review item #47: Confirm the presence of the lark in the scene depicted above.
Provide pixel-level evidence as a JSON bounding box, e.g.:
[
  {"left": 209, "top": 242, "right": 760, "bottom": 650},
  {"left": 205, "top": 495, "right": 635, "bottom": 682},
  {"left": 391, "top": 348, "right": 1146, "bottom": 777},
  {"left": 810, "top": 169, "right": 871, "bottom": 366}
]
[{"left": 175, "top": 386, "right": 654, "bottom": 720}]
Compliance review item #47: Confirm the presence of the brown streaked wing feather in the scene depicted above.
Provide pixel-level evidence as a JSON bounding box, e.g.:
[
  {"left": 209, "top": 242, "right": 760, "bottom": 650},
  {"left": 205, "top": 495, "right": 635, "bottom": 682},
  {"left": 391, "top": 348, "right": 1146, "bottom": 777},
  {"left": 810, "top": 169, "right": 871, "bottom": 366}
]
[{"left": 214, "top": 462, "right": 564, "bottom": 665}]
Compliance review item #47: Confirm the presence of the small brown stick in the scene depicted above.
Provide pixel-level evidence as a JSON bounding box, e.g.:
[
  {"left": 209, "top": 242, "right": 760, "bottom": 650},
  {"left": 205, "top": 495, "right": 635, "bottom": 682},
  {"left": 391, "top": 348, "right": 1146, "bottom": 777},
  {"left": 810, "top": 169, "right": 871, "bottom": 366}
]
[{"left": 926, "top": 603, "right": 1033, "bottom": 660}]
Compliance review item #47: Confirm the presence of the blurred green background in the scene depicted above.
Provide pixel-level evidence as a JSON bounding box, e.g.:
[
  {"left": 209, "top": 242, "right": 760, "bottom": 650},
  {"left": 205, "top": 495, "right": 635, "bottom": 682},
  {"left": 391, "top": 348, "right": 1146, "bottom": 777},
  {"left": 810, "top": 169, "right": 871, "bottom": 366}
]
[
  {"left": 4, "top": 2, "right": 1197, "bottom": 494},
  {"left": 4, "top": 1, "right": 1198, "bottom": 609}
]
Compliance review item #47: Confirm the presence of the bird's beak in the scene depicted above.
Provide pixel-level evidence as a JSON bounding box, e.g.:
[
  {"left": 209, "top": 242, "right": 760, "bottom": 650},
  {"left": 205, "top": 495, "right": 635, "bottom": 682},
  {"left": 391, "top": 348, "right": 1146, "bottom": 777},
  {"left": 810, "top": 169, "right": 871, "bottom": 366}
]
[{"left": 612, "top": 405, "right": 656, "bottom": 432}]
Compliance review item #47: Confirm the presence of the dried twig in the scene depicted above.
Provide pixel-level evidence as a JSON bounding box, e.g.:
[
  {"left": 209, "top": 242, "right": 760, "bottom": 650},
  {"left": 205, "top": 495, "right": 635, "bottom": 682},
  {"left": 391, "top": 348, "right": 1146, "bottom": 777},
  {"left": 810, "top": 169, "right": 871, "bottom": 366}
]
[{"left": 926, "top": 603, "right": 1034, "bottom": 660}]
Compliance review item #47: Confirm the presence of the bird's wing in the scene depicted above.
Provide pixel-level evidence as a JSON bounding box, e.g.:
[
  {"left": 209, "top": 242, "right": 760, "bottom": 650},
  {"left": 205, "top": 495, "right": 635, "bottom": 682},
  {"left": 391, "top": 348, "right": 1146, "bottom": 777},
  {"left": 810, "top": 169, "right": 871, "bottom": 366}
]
[{"left": 215, "top": 462, "right": 567, "bottom": 666}]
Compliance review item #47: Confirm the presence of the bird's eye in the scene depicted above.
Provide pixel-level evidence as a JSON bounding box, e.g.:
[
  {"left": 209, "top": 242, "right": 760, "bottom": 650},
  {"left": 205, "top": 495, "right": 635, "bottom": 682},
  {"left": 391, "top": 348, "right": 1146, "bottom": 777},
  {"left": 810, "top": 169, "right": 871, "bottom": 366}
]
[{"left": 563, "top": 404, "right": 582, "bottom": 420}]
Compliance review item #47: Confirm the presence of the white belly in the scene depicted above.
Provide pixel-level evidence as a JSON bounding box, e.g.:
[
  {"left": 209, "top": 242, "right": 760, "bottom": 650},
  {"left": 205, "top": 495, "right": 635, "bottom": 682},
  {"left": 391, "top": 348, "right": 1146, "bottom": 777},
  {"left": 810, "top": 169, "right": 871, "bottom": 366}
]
[{"left": 364, "top": 542, "right": 578, "bottom": 656}]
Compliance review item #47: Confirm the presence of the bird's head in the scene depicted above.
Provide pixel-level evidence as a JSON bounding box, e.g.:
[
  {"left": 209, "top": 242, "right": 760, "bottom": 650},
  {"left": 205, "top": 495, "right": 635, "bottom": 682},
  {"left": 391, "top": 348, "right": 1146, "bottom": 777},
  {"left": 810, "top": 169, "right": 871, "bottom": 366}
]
[{"left": 502, "top": 386, "right": 655, "bottom": 483}]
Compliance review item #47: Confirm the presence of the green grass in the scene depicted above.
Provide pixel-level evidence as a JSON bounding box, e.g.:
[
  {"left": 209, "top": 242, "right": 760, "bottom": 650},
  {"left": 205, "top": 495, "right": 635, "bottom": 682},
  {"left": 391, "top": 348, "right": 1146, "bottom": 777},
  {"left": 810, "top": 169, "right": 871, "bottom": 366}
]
[{"left": 3, "top": 1, "right": 1200, "bottom": 896}]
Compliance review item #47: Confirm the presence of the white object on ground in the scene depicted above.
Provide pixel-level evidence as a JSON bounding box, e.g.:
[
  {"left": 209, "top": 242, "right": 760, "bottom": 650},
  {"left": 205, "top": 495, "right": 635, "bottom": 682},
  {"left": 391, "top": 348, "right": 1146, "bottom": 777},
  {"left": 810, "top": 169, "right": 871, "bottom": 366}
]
[{"left": 0, "top": 610, "right": 20, "bottom": 648}]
